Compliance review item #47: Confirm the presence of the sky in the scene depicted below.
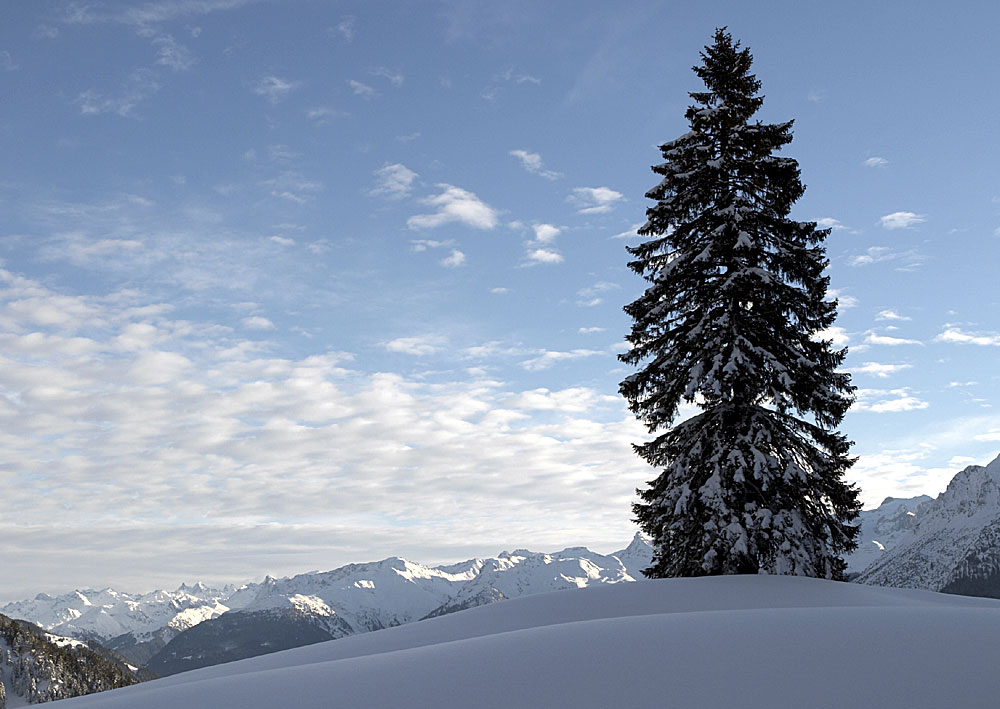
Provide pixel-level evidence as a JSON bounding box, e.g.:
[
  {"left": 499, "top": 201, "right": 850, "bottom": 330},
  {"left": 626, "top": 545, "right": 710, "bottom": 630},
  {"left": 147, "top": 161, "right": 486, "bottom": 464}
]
[{"left": 1, "top": 0, "right": 999, "bottom": 602}]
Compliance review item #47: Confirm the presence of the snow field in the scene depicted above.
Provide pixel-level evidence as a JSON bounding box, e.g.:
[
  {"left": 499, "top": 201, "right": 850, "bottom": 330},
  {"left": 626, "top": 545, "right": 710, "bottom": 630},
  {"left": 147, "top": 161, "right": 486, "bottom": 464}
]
[{"left": 58, "top": 575, "right": 1000, "bottom": 708}]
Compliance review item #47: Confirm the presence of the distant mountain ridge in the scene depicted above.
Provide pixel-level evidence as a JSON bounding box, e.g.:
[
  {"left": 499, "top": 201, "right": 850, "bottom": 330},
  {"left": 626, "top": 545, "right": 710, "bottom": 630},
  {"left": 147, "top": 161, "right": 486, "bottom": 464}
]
[
  {"left": 857, "top": 454, "right": 1000, "bottom": 595},
  {"left": 4, "top": 537, "right": 654, "bottom": 675}
]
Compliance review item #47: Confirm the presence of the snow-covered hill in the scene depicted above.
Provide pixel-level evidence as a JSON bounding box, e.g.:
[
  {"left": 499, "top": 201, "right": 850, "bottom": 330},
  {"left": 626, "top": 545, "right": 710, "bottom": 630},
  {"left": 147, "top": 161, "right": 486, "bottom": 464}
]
[
  {"left": 857, "top": 453, "right": 1000, "bottom": 595},
  {"left": 56, "top": 576, "right": 1000, "bottom": 709}
]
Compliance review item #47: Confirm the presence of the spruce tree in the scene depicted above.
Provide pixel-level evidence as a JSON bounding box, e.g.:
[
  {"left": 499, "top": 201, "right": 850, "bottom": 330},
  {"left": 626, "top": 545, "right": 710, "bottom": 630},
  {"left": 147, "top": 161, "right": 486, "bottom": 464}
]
[{"left": 620, "top": 29, "right": 861, "bottom": 580}]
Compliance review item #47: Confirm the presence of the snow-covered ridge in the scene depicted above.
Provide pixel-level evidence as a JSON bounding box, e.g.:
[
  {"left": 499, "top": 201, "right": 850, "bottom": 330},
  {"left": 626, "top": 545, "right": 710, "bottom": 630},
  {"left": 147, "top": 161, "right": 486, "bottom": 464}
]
[
  {"left": 857, "top": 453, "right": 1000, "bottom": 592},
  {"left": 3, "top": 537, "right": 653, "bottom": 647}
]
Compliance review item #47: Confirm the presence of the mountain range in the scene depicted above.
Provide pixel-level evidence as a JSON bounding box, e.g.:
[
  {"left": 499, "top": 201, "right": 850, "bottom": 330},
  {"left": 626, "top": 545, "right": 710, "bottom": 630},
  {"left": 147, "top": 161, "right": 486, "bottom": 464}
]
[
  {"left": 7, "top": 452, "right": 1000, "bottom": 687},
  {"left": 3, "top": 535, "right": 653, "bottom": 676}
]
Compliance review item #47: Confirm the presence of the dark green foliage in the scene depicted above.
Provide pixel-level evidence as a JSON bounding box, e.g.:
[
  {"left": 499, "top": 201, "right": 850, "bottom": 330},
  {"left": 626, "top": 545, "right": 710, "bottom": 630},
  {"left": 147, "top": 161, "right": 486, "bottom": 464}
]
[
  {"left": 620, "top": 29, "right": 861, "bottom": 580},
  {"left": 0, "top": 612, "right": 143, "bottom": 705}
]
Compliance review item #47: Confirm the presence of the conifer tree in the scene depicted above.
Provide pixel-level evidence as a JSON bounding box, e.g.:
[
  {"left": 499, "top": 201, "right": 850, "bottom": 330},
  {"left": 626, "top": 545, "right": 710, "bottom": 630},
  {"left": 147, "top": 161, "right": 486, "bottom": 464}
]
[{"left": 620, "top": 29, "right": 861, "bottom": 579}]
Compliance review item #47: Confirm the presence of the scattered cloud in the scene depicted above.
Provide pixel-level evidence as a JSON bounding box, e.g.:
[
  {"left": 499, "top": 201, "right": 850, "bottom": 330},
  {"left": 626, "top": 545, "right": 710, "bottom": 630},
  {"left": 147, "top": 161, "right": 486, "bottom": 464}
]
[
  {"left": 532, "top": 224, "right": 560, "bottom": 243},
  {"left": 855, "top": 388, "right": 929, "bottom": 413},
  {"left": 370, "top": 163, "right": 419, "bottom": 200},
  {"left": 817, "top": 326, "right": 850, "bottom": 347},
  {"left": 335, "top": 15, "right": 356, "bottom": 42},
  {"left": 348, "top": 79, "right": 376, "bottom": 99},
  {"left": 153, "top": 35, "right": 197, "bottom": 71},
  {"left": 815, "top": 217, "right": 848, "bottom": 231},
  {"left": 569, "top": 187, "right": 624, "bottom": 214},
  {"left": 1, "top": 51, "right": 17, "bottom": 72},
  {"left": 260, "top": 172, "right": 322, "bottom": 204},
  {"left": 827, "top": 289, "right": 858, "bottom": 309},
  {"left": 864, "top": 157, "right": 889, "bottom": 168},
  {"left": 525, "top": 248, "right": 563, "bottom": 264},
  {"left": 60, "top": 0, "right": 259, "bottom": 27},
  {"left": 370, "top": 67, "right": 404, "bottom": 87},
  {"left": 252, "top": 75, "right": 301, "bottom": 104},
  {"left": 854, "top": 362, "right": 912, "bottom": 378},
  {"left": 973, "top": 429, "right": 1000, "bottom": 442},
  {"left": 849, "top": 246, "right": 924, "bottom": 270},
  {"left": 481, "top": 67, "right": 541, "bottom": 102},
  {"left": 520, "top": 349, "right": 604, "bottom": 371},
  {"left": 383, "top": 335, "right": 446, "bottom": 356},
  {"left": 268, "top": 235, "right": 295, "bottom": 246},
  {"left": 441, "top": 249, "right": 466, "bottom": 268},
  {"left": 76, "top": 69, "right": 160, "bottom": 118},
  {"left": 865, "top": 332, "right": 922, "bottom": 346},
  {"left": 576, "top": 281, "right": 620, "bottom": 307},
  {"left": 396, "top": 132, "right": 421, "bottom": 143},
  {"left": 935, "top": 327, "right": 1000, "bottom": 347},
  {"left": 880, "top": 211, "right": 926, "bottom": 230},
  {"left": 407, "top": 185, "right": 498, "bottom": 230},
  {"left": 33, "top": 24, "right": 60, "bottom": 39},
  {"left": 611, "top": 223, "right": 646, "bottom": 240},
  {"left": 411, "top": 240, "right": 454, "bottom": 252},
  {"left": 490, "top": 287, "right": 509, "bottom": 295},
  {"left": 806, "top": 89, "right": 826, "bottom": 102},
  {"left": 578, "top": 327, "right": 605, "bottom": 334},
  {"left": 877, "top": 310, "right": 911, "bottom": 321},
  {"left": 509, "top": 150, "right": 562, "bottom": 180},
  {"left": 242, "top": 315, "right": 275, "bottom": 330},
  {"left": 306, "top": 107, "right": 344, "bottom": 125}
]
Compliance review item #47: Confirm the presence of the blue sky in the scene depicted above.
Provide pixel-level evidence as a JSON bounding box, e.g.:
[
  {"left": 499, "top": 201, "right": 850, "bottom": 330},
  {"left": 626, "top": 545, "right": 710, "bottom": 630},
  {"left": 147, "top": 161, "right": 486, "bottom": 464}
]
[{"left": 1, "top": 0, "right": 998, "bottom": 600}]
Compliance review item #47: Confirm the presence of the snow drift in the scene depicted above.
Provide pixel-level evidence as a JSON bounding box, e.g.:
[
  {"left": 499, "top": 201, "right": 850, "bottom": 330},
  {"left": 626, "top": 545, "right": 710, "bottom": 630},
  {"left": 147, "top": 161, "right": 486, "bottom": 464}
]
[{"left": 58, "top": 575, "right": 1000, "bottom": 709}]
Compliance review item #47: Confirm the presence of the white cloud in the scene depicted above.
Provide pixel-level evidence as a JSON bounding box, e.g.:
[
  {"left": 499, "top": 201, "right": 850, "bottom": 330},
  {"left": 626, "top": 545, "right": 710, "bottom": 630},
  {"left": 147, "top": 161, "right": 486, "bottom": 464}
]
[
  {"left": 253, "top": 75, "right": 301, "bottom": 104},
  {"left": 854, "top": 388, "right": 929, "bottom": 413},
  {"left": 973, "top": 429, "right": 1000, "bottom": 442},
  {"left": 520, "top": 349, "right": 604, "bottom": 371},
  {"left": 269, "top": 236, "right": 295, "bottom": 246},
  {"left": 817, "top": 326, "right": 850, "bottom": 347},
  {"left": 242, "top": 316, "right": 275, "bottom": 330},
  {"left": 370, "top": 163, "right": 419, "bottom": 200},
  {"left": 490, "top": 287, "right": 509, "bottom": 294},
  {"left": 1, "top": 51, "right": 17, "bottom": 72},
  {"left": 76, "top": 69, "right": 160, "bottom": 118},
  {"left": 815, "top": 217, "right": 848, "bottom": 231},
  {"left": 410, "top": 239, "right": 453, "bottom": 252},
  {"left": 335, "top": 15, "right": 356, "bottom": 42},
  {"left": 578, "top": 327, "right": 605, "bottom": 334},
  {"left": 382, "top": 335, "right": 446, "bottom": 356},
  {"left": 865, "top": 332, "right": 922, "bottom": 346},
  {"left": 509, "top": 150, "right": 562, "bottom": 180},
  {"left": 153, "top": 34, "right": 197, "bottom": 71},
  {"left": 348, "top": 79, "right": 376, "bottom": 99},
  {"left": 935, "top": 327, "right": 1000, "bottom": 347},
  {"left": 576, "top": 281, "right": 620, "bottom": 307},
  {"left": 880, "top": 211, "right": 926, "bottom": 230},
  {"left": 261, "top": 172, "right": 322, "bottom": 204},
  {"left": 370, "top": 67, "right": 404, "bottom": 87},
  {"left": 532, "top": 224, "right": 560, "bottom": 243},
  {"left": 854, "top": 362, "right": 912, "bottom": 378},
  {"left": 306, "top": 107, "right": 344, "bottom": 125},
  {"left": 876, "top": 309, "right": 911, "bottom": 321},
  {"left": 611, "top": 223, "right": 646, "bottom": 240},
  {"left": 569, "top": 187, "right": 624, "bottom": 214},
  {"left": 864, "top": 157, "right": 889, "bottom": 168},
  {"left": 407, "top": 185, "right": 498, "bottom": 230},
  {"left": 826, "top": 289, "right": 858, "bottom": 309},
  {"left": 441, "top": 249, "right": 466, "bottom": 268},
  {"left": 849, "top": 246, "right": 924, "bottom": 270},
  {"left": 526, "top": 248, "right": 563, "bottom": 264}
]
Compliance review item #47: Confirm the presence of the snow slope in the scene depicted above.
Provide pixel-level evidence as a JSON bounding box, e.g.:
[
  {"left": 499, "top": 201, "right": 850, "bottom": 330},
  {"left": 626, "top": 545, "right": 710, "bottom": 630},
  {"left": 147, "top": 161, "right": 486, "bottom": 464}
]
[{"left": 57, "top": 575, "right": 1000, "bottom": 709}]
